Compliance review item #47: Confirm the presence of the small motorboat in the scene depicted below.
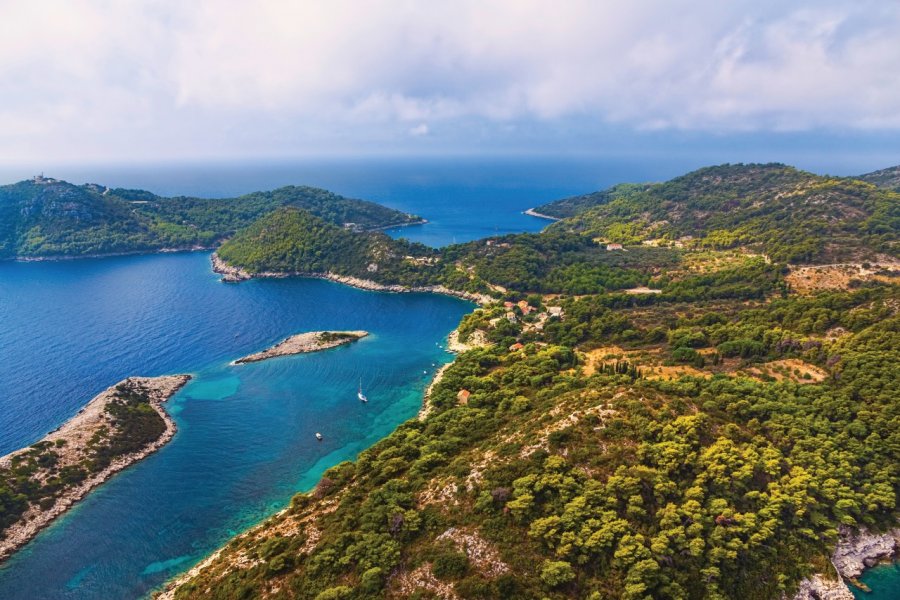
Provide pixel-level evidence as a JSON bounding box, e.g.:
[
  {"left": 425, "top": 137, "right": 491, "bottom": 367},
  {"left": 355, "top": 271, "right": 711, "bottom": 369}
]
[{"left": 315, "top": 432, "right": 323, "bottom": 441}]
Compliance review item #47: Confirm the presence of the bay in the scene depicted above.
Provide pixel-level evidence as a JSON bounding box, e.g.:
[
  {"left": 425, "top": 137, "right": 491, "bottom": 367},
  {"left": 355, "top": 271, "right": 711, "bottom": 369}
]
[{"left": 0, "top": 251, "right": 470, "bottom": 599}]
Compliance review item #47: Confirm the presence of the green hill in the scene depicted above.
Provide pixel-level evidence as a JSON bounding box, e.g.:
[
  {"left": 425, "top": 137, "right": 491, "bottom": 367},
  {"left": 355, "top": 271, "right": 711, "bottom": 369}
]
[
  {"left": 858, "top": 164, "right": 900, "bottom": 192},
  {"left": 169, "top": 163, "right": 900, "bottom": 600},
  {"left": 217, "top": 207, "right": 442, "bottom": 287},
  {"left": 0, "top": 176, "right": 421, "bottom": 259},
  {"left": 535, "top": 163, "right": 899, "bottom": 263}
]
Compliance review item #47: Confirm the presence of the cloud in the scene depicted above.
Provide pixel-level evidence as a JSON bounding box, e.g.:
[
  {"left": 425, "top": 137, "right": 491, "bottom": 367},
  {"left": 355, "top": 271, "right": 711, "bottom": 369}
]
[{"left": 0, "top": 0, "right": 898, "bottom": 161}]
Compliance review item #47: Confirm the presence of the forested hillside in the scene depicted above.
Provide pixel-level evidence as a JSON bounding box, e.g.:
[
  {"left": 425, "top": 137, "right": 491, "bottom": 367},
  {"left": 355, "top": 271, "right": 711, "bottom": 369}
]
[
  {"left": 535, "top": 164, "right": 899, "bottom": 264},
  {"left": 858, "top": 165, "right": 900, "bottom": 192},
  {"left": 0, "top": 177, "right": 420, "bottom": 259},
  {"left": 168, "top": 164, "right": 899, "bottom": 600}
]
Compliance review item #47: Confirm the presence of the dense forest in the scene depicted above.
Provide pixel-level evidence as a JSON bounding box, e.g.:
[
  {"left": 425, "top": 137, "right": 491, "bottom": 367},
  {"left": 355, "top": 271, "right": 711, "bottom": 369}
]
[
  {"left": 168, "top": 163, "right": 899, "bottom": 599},
  {"left": 0, "top": 177, "right": 420, "bottom": 259}
]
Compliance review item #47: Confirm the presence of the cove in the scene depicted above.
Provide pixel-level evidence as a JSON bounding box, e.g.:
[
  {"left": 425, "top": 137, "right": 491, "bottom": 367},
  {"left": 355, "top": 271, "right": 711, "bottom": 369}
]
[{"left": 0, "top": 251, "right": 471, "bottom": 599}]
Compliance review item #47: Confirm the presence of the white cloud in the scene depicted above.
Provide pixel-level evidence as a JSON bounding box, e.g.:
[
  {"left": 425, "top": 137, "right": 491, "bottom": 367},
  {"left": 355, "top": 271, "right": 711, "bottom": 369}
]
[{"left": 0, "top": 0, "right": 898, "bottom": 161}]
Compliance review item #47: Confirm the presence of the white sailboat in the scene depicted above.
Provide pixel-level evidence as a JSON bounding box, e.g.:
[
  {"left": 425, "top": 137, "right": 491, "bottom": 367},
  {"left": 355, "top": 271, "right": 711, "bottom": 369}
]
[{"left": 357, "top": 378, "right": 368, "bottom": 403}]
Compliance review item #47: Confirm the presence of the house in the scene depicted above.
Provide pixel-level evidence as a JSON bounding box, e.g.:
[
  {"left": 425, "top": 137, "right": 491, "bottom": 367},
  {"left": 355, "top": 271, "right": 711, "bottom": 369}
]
[
  {"left": 509, "top": 342, "right": 524, "bottom": 351},
  {"left": 547, "top": 306, "right": 564, "bottom": 318},
  {"left": 503, "top": 301, "right": 515, "bottom": 309},
  {"left": 457, "top": 389, "right": 471, "bottom": 405},
  {"left": 488, "top": 316, "right": 503, "bottom": 327},
  {"left": 517, "top": 300, "right": 536, "bottom": 314},
  {"left": 606, "top": 243, "right": 624, "bottom": 251},
  {"left": 506, "top": 311, "right": 517, "bottom": 323}
]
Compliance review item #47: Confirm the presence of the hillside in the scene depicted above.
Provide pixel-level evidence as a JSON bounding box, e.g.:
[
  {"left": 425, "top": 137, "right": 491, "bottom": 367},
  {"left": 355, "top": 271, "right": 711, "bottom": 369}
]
[
  {"left": 534, "top": 163, "right": 899, "bottom": 264},
  {"left": 0, "top": 176, "right": 421, "bottom": 260},
  {"left": 216, "top": 208, "right": 443, "bottom": 288},
  {"left": 858, "top": 165, "right": 900, "bottom": 192},
  {"left": 166, "top": 163, "right": 899, "bottom": 600}
]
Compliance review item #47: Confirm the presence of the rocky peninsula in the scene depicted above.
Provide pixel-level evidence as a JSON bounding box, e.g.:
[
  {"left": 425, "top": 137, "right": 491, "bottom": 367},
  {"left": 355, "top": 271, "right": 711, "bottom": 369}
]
[
  {"left": 233, "top": 331, "right": 369, "bottom": 364},
  {"left": 793, "top": 526, "right": 900, "bottom": 599},
  {"left": 211, "top": 253, "right": 492, "bottom": 305},
  {"left": 0, "top": 375, "right": 190, "bottom": 562}
]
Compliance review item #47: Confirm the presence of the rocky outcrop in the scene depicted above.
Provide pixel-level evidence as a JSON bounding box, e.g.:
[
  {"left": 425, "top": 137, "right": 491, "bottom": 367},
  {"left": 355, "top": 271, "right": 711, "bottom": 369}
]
[
  {"left": 0, "top": 375, "right": 191, "bottom": 562},
  {"left": 792, "top": 575, "right": 854, "bottom": 600},
  {"left": 832, "top": 526, "right": 899, "bottom": 579},
  {"left": 233, "top": 331, "right": 368, "bottom": 364},
  {"left": 211, "top": 253, "right": 493, "bottom": 305},
  {"left": 792, "top": 526, "right": 899, "bottom": 599}
]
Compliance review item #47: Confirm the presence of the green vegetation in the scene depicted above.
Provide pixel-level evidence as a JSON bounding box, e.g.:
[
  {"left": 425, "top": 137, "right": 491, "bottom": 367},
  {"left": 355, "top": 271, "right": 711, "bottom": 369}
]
[
  {"left": 173, "top": 282, "right": 899, "bottom": 600},
  {"left": 536, "top": 163, "right": 900, "bottom": 264},
  {"left": 858, "top": 165, "right": 900, "bottom": 192},
  {"left": 170, "top": 162, "right": 898, "bottom": 600},
  {"left": 0, "top": 177, "right": 420, "bottom": 259},
  {"left": 0, "top": 379, "right": 176, "bottom": 541},
  {"left": 217, "top": 208, "right": 443, "bottom": 287}
]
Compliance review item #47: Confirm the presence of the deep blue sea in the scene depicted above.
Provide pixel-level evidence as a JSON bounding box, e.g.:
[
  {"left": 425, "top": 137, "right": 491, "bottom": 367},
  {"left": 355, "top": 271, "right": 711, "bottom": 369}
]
[
  {"left": 0, "top": 252, "right": 470, "bottom": 598},
  {"left": 0, "top": 158, "right": 895, "bottom": 598}
]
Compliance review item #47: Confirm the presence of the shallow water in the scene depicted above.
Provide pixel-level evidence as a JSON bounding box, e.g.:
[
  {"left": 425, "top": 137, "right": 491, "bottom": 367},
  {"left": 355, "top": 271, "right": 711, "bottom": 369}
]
[
  {"left": 0, "top": 252, "right": 471, "bottom": 599},
  {"left": 853, "top": 561, "right": 900, "bottom": 599}
]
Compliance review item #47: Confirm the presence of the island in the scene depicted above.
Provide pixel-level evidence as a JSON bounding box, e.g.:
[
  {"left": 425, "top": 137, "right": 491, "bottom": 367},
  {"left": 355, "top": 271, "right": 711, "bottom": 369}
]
[
  {"left": 162, "top": 163, "right": 900, "bottom": 600},
  {"left": 0, "top": 374, "right": 190, "bottom": 562},
  {"left": 233, "top": 331, "right": 369, "bottom": 365},
  {"left": 0, "top": 176, "right": 423, "bottom": 261}
]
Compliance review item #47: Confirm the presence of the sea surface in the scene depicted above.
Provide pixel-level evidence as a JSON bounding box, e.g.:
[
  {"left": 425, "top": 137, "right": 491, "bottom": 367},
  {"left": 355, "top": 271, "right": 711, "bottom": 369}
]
[
  {"left": 0, "top": 252, "right": 470, "bottom": 598},
  {"left": 854, "top": 562, "right": 900, "bottom": 599}
]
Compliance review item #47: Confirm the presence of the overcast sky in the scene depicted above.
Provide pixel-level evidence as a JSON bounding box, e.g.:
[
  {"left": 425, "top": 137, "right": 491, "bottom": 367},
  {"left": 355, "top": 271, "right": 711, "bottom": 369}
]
[{"left": 2, "top": 0, "right": 899, "bottom": 169}]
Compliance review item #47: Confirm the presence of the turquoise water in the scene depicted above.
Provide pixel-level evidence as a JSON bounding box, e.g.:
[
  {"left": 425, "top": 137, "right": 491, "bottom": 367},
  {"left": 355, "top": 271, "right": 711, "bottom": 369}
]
[
  {"left": 0, "top": 252, "right": 471, "bottom": 598},
  {"left": 854, "top": 562, "right": 900, "bottom": 599}
]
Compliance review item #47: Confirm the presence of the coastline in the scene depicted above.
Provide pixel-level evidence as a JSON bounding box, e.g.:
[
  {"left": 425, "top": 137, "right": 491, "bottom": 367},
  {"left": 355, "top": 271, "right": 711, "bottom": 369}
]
[
  {"left": 6, "top": 220, "right": 424, "bottom": 264},
  {"left": 793, "top": 526, "right": 900, "bottom": 599},
  {"left": 233, "top": 331, "right": 368, "bottom": 364},
  {"left": 418, "top": 326, "right": 490, "bottom": 420},
  {"left": 368, "top": 217, "right": 428, "bottom": 231},
  {"left": 12, "top": 245, "right": 215, "bottom": 263},
  {"left": 523, "top": 207, "right": 561, "bottom": 221},
  {"left": 0, "top": 375, "right": 191, "bottom": 562},
  {"left": 210, "top": 252, "right": 493, "bottom": 306}
]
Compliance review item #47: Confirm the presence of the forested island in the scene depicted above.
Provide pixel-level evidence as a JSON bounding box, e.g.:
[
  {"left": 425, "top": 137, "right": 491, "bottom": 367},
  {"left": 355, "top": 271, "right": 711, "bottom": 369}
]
[
  {"left": 159, "top": 163, "right": 899, "bottom": 600},
  {"left": 0, "top": 175, "right": 422, "bottom": 260},
  {"left": 0, "top": 375, "right": 190, "bottom": 562}
]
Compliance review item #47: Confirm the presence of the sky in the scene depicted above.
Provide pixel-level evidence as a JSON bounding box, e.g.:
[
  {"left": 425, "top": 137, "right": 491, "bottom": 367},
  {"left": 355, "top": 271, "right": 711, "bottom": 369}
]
[{"left": 1, "top": 0, "right": 899, "bottom": 171}]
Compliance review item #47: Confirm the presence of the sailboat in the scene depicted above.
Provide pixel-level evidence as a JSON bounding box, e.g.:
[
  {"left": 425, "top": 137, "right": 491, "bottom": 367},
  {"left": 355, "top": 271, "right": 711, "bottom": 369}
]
[{"left": 357, "top": 378, "right": 368, "bottom": 403}]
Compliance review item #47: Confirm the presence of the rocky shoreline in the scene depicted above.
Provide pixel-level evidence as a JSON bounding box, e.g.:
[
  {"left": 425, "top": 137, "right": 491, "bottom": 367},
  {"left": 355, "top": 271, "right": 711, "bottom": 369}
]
[
  {"left": 524, "top": 207, "right": 561, "bottom": 221},
  {"left": 0, "top": 375, "right": 191, "bottom": 562},
  {"left": 14, "top": 245, "right": 214, "bottom": 262},
  {"left": 211, "top": 253, "right": 493, "bottom": 305},
  {"left": 233, "top": 331, "right": 368, "bottom": 364},
  {"left": 792, "top": 526, "right": 900, "bottom": 599}
]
